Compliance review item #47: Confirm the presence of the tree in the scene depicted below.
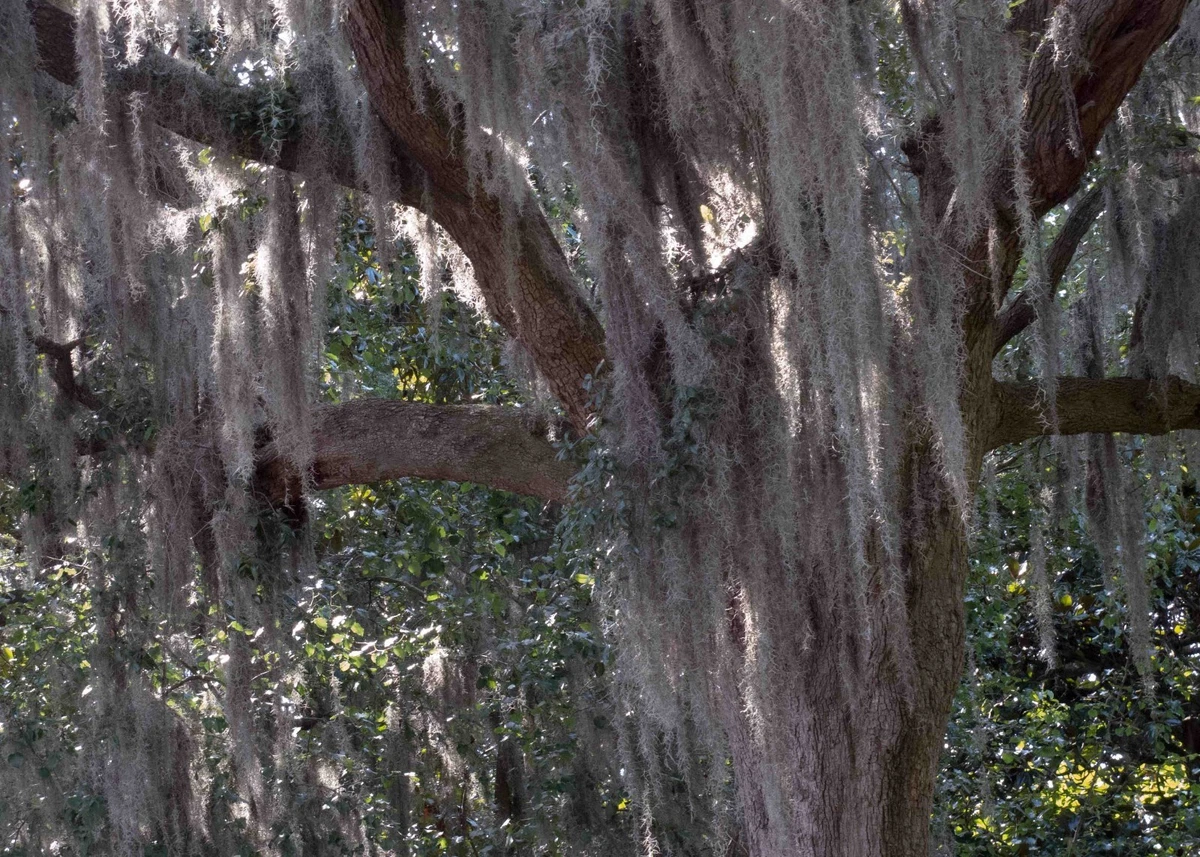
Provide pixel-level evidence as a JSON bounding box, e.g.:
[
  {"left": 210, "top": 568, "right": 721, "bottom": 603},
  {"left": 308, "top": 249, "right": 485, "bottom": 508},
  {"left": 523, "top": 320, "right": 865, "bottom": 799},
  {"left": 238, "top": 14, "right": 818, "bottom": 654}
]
[
  {"left": 2, "top": 1, "right": 1199, "bottom": 855},
  {"left": 1, "top": 228, "right": 644, "bottom": 857}
]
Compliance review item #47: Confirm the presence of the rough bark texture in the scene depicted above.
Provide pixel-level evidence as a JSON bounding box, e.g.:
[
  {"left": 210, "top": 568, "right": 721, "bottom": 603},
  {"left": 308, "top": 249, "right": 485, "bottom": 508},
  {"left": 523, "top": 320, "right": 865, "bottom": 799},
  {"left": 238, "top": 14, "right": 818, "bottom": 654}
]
[
  {"left": 880, "top": 208, "right": 1004, "bottom": 857},
  {"left": 343, "top": 0, "right": 607, "bottom": 430},
  {"left": 257, "top": 400, "right": 574, "bottom": 503},
  {"left": 991, "top": 376, "right": 1200, "bottom": 449},
  {"left": 887, "top": 6, "right": 1193, "bottom": 854},
  {"left": 1022, "top": 0, "right": 1192, "bottom": 213},
  {"left": 884, "top": 441, "right": 972, "bottom": 854}
]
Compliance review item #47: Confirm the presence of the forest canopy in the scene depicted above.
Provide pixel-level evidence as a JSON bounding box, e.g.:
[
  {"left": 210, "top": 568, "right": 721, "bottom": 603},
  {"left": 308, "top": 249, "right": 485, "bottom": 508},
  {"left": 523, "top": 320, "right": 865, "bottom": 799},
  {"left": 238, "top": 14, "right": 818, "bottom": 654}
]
[{"left": 2, "top": 1, "right": 1200, "bottom": 855}]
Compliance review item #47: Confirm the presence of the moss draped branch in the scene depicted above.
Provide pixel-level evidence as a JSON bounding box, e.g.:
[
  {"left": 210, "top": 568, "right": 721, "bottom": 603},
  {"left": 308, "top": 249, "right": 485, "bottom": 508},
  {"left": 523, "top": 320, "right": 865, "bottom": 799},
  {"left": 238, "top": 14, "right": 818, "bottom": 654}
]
[
  {"left": 992, "top": 183, "right": 1107, "bottom": 356},
  {"left": 30, "top": 0, "right": 607, "bottom": 430},
  {"left": 989, "top": 376, "right": 1200, "bottom": 450},
  {"left": 257, "top": 400, "right": 574, "bottom": 503},
  {"left": 28, "top": 0, "right": 1200, "bottom": 499},
  {"left": 29, "top": 1, "right": 426, "bottom": 208},
  {"left": 33, "top": 335, "right": 103, "bottom": 411},
  {"left": 1020, "top": 0, "right": 1192, "bottom": 213},
  {"left": 343, "top": 0, "right": 606, "bottom": 429}
]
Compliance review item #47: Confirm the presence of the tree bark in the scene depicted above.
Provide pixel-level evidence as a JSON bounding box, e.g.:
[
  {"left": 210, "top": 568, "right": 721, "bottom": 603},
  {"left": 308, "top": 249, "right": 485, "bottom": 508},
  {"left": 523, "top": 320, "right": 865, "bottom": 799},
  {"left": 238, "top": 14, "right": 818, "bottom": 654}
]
[
  {"left": 883, "top": 7, "right": 1192, "bottom": 856},
  {"left": 30, "top": 0, "right": 607, "bottom": 430},
  {"left": 884, "top": 441, "right": 972, "bottom": 855},
  {"left": 256, "top": 400, "right": 574, "bottom": 503},
  {"left": 343, "top": 0, "right": 607, "bottom": 430},
  {"left": 1021, "top": 0, "right": 1192, "bottom": 213},
  {"left": 994, "top": 184, "right": 1107, "bottom": 355},
  {"left": 990, "top": 376, "right": 1200, "bottom": 449}
]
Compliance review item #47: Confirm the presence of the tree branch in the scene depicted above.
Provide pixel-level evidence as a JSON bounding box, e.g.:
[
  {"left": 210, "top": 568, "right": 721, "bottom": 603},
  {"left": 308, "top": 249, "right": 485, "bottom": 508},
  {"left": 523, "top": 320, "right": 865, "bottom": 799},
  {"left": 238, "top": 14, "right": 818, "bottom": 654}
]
[
  {"left": 912, "top": 0, "right": 1188, "bottom": 354},
  {"left": 28, "top": 3, "right": 587, "bottom": 499},
  {"left": 29, "top": 0, "right": 425, "bottom": 201},
  {"left": 1022, "top": 0, "right": 1191, "bottom": 215},
  {"left": 993, "top": 183, "right": 1106, "bottom": 356},
  {"left": 989, "top": 376, "right": 1200, "bottom": 450},
  {"left": 256, "top": 400, "right": 575, "bottom": 503},
  {"left": 29, "top": 0, "right": 608, "bottom": 431},
  {"left": 344, "top": 0, "right": 606, "bottom": 430},
  {"left": 32, "top": 335, "right": 104, "bottom": 411}
]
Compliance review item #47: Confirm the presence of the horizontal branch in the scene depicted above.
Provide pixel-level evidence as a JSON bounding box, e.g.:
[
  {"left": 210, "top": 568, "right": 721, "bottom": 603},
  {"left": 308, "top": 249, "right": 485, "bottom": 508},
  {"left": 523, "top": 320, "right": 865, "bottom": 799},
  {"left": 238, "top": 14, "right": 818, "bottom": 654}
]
[
  {"left": 30, "top": 0, "right": 424, "bottom": 202},
  {"left": 989, "top": 376, "right": 1200, "bottom": 449},
  {"left": 256, "top": 400, "right": 576, "bottom": 503}
]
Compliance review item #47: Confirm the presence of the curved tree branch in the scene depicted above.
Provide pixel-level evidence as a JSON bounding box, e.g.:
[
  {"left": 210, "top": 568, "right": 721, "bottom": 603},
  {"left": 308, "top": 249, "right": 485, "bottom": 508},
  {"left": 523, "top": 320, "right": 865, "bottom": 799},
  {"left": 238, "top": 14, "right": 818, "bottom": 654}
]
[
  {"left": 30, "top": 0, "right": 1198, "bottom": 488},
  {"left": 913, "top": 0, "right": 1189, "bottom": 351},
  {"left": 1022, "top": 0, "right": 1191, "bottom": 214},
  {"left": 989, "top": 375, "right": 1200, "bottom": 450},
  {"left": 993, "top": 182, "right": 1107, "bottom": 356},
  {"left": 32, "top": 335, "right": 104, "bottom": 410},
  {"left": 256, "top": 400, "right": 575, "bottom": 503},
  {"left": 30, "top": 0, "right": 608, "bottom": 430},
  {"left": 29, "top": 1, "right": 426, "bottom": 208},
  {"left": 28, "top": 1, "right": 582, "bottom": 504},
  {"left": 344, "top": 0, "right": 606, "bottom": 430}
]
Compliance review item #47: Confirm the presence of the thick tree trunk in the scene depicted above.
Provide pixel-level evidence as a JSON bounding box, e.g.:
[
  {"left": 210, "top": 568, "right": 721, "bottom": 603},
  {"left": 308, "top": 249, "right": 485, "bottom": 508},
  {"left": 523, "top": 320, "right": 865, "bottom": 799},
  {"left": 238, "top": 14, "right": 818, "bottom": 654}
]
[
  {"left": 714, "top": 444, "right": 973, "bottom": 857},
  {"left": 721, "top": 204, "right": 1004, "bottom": 857},
  {"left": 883, "top": 476, "right": 972, "bottom": 855},
  {"left": 727, "top": 316, "right": 1002, "bottom": 857}
]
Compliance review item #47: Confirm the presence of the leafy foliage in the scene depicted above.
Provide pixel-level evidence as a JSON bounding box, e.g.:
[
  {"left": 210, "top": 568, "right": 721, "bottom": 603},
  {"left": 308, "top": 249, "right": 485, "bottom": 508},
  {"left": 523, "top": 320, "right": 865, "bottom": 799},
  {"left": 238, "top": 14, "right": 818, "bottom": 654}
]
[{"left": 934, "top": 442, "right": 1200, "bottom": 855}]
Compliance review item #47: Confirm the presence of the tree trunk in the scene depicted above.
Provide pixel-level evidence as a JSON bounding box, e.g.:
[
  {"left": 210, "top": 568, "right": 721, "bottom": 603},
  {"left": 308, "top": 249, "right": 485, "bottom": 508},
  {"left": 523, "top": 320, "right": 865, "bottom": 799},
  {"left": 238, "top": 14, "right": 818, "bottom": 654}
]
[
  {"left": 715, "top": 215, "right": 1004, "bottom": 857},
  {"left": 713, "top": 444, "right": 972, "bottom": 857},
  {"left": 883, "top": 464, "right": 972, "bottom": 856}
]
